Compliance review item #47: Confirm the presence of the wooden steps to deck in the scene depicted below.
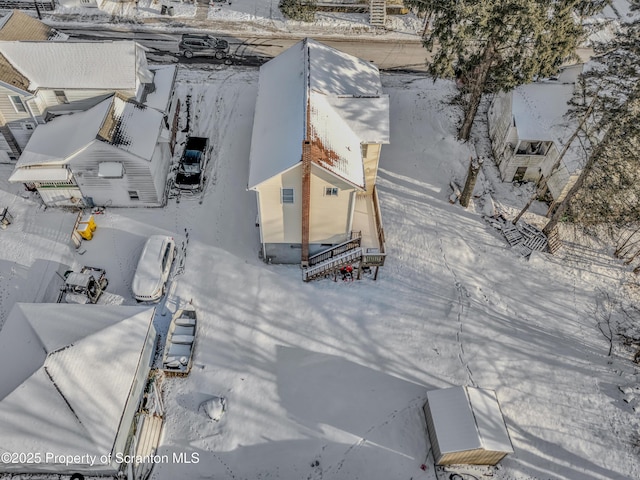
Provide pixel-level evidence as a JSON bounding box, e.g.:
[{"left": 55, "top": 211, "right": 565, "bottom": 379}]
[{"left": 303, "top": 247, "right": 364, "bottom": 281}]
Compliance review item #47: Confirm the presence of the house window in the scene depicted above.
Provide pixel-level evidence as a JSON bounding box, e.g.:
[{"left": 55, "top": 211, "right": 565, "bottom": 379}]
[
  {"left": 128, "top": 190, "right": 140, "bottom": 200},
  {"left": 54, "top": 90, "right": 69, "bottom": 104},
  {"left": 513, "top": 166, "right": 528, "bottom": 182},
  {"left": 325, "top": 187, "right": 338, "bottom": 196},
  {"left": 9, "top": 95, "right": 27, "bottom": 113},
  {"left": 281, "top": 188, "right": 294, "bottom": 204}
]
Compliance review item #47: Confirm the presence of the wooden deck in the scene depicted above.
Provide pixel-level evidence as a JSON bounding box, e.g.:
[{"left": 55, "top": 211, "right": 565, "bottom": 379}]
[{"left": 352, "top": 193, "right": 381, "bottom": 252}]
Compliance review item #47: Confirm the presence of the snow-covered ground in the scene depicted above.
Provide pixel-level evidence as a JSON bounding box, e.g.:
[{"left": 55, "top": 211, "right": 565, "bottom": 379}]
[
  {"left": 2, "top": 64, "right": 640, "bottom": 479},
  {"left": 51, "top": 0, "right": 424, "bottom": 38}
]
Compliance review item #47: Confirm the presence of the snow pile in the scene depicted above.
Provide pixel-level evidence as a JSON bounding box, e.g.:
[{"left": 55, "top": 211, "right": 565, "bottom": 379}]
[{"left": 200, "top": 396, "right": 226, "bottom": 421}]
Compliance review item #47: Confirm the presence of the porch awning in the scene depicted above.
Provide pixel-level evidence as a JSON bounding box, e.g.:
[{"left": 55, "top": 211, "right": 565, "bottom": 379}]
[{"left": 9, "top": 167, "right": 71, "bottom": 183}]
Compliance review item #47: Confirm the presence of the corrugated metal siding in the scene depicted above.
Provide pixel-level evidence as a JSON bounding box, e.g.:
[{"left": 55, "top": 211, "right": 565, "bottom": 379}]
[{"left": 71, "top": 142, "right": 160, "bottom": 207}]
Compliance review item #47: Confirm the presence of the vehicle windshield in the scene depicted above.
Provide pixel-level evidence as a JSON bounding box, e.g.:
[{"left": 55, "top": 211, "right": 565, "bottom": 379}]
[{"left": 179, "top": 163, "right": 201, "bottom": 174}]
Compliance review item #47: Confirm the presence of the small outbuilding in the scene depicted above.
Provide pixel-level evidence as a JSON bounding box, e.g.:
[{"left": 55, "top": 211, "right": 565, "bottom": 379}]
[{"left": 423, "top": 386, "right": 514, "bottom": 466}]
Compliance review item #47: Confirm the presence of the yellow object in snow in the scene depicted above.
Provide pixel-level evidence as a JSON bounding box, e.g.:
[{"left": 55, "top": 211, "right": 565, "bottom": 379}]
[
  {"left": 76, "top": 222, "right": 93, "bottom": 240},
  {"left": 81, "top": 214, "right": 97, "bottom": 232}
]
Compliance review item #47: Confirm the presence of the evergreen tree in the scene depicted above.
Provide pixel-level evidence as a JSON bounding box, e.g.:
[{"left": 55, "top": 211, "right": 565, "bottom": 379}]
[
  {"left": 423, "top": 0, "right": 605, "bottom": 141},
  {"left": 543, "top": 19, "right": 640, "bottom": 236}
]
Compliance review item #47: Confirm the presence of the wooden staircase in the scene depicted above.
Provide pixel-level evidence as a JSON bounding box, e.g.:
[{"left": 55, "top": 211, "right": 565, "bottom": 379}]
[
  {"left": 303, "top": 247, "right": 364, "bottom": 282},
  {"left": 369, "top": 0, "right": 386, "bottom": 26}
]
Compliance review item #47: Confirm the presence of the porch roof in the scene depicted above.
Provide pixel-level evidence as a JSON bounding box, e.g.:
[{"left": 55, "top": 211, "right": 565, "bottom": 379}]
[{"left": 9, "top": 166, "right": 70, "bottom": 182}]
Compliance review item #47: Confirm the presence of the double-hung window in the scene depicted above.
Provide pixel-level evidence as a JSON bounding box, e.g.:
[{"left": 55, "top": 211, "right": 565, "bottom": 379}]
[{"left": 9, "top": 95, "right": 27, "bottom": 113}]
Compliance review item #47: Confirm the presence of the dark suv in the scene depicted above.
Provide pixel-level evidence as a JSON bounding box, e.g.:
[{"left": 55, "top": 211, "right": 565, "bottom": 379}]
[{"left": 179, "top": 34, "right": 230, "bottom": 59}]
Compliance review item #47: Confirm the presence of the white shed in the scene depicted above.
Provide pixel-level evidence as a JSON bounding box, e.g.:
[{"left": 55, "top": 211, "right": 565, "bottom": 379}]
[
  {"left": 423, "top": 386, "right": 514, "bottom": 466},
  {"left": 0, "top": 303, "right": 157, "bottom": 476}
]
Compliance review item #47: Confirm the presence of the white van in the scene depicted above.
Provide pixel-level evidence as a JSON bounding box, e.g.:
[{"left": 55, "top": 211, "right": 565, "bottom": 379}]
[{"left": 132, "top": 235, "right": 176, "bottom": 302}]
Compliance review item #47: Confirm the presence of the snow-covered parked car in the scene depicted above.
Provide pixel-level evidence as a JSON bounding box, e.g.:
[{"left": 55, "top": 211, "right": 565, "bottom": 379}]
[{"left": 132, "top": 235, "right": 176, "bottom": 302}]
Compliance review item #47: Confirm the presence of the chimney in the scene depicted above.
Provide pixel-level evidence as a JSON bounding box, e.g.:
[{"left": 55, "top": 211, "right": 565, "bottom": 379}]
[{"left": 301, "top": 140, "right": 311, "bottom": 266}]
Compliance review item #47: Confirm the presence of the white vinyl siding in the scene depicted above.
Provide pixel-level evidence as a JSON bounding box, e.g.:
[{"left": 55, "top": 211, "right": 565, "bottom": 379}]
[
  {"left": 256, "top": 166, "right": 302, "bottom": 244},
  {"left": 362, "top": 142, "right": 381, "bottom": 194},
  {"left": 70, "top": 142, "right": 163, "bottom": 207},
  {"left": 308, "top": 165, "right": 354, "bottom": 244}
]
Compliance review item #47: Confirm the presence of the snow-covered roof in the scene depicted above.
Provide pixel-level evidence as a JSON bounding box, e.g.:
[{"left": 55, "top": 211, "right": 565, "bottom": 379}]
[
  {"left": 309, "top": 91, "right": 365, "bottom": 188},
  {"left": 248, "top": 38, "right": 389, "bottom": 190},
  {"left": 98, "top": 94, "right": 164, "bottom": 160},
  {"left": 14, "top": 97, "right": 112, "bottom": 168},
  {"left": 12, "top": 93, "right": 163, "bottom": 176},
  {"left": 426, "top": 386, "right": 513, "bottom": 455},
  {"left": 512, "top": 83, "right": 574, "bottom": 142},
  {"left": 0, "top": 304, "right": 155, "bottom": 463},
  {"left": 511, "top": 77, "right": 584, "bottom": 173},
  {"left": 144, "top": 64, "right": 177, "bottom": 112},
  {"left": 8, "top": 166, "right": 71, "bottom": 182},
  {"left": 0, "top": 41, "right": 151, "bottom": 90}
]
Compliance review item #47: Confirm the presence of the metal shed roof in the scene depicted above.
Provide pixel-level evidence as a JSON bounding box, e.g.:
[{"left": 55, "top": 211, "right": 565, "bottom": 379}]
[{"left": 426, "top": 386, "right": 513, "bottom": 455}]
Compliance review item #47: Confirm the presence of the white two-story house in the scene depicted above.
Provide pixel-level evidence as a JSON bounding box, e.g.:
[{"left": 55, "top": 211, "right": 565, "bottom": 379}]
[
  {"left": 248, "top": 38, "right": 390, "bottom": 279},
  {"left": 0, "top": 40, "right": 153, "bottom": 159}
]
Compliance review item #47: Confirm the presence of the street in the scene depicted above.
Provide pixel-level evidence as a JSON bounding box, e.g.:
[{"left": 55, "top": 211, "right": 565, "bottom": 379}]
[{"left": 61, "top": 28, "right": 431, "bottom": 71}]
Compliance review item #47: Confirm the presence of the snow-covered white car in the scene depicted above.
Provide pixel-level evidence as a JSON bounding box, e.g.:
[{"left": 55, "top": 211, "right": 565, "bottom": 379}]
[{"left": 132, "top": 235, "right": 176, "bottom": 302}]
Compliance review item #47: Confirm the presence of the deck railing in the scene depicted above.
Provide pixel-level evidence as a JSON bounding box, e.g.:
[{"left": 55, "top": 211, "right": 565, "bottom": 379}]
[
  {"left": 303, "top": 248, "right": 364, "bottom": 282},
  {"left": 307, "top": 234, "right": 361, "bottom": 267}
]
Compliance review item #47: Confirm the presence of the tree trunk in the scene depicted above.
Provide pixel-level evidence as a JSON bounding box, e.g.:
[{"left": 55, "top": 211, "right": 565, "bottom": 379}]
[
  {"left": 542, "top": 138, "right": 608, "bottom": 236},
  {"left": 512, "top": 189, "right": 538, "bottom": 225},
  {"left": 460, "top": 156, "right": 483, "bottom": 207},
  {"left": 512, "top": 95, "right": 599, "bottom": 224},
  {"left": 458, "top": 41, "right": 495, "bottom": 141}
]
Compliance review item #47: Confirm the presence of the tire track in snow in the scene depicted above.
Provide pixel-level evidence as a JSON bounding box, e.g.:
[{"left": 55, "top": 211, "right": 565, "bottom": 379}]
[{"left": 437, "top": 234, "right": 476, "bottom": 387}]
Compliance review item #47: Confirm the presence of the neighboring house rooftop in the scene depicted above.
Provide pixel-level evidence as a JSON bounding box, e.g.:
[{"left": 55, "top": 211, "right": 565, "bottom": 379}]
[
  {"left": 511, "top": 65, "right": 585, "bottom": 173},
  {"left": 0, "top": 10, "right": 68, "bottom": 41},
  {"left": 0, "top": 40, "right": 152, "bottom": 91},
  {"left": 248, "top": 38, "right": 389, "bottom": 190},
  {"left": 11, "top": 93, "right": 164, "bottom": 172},
  {"left": 0, "top": 304, "right": 155, "bottom": 463},
  {"left": 144, "top": 64, "right": 177, "bottom": 112}
]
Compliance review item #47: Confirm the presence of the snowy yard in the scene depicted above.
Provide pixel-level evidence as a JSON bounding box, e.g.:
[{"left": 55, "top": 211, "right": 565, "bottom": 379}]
[{"left": 1, "top": 65, "right": 640, "bottom": 480}]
